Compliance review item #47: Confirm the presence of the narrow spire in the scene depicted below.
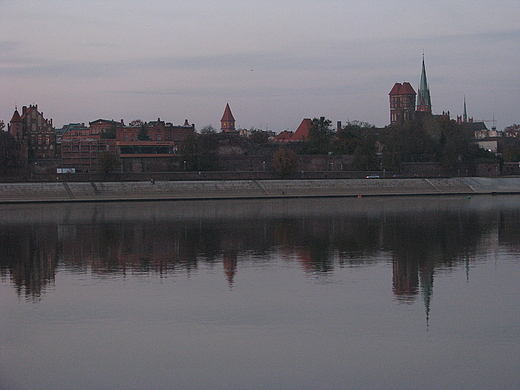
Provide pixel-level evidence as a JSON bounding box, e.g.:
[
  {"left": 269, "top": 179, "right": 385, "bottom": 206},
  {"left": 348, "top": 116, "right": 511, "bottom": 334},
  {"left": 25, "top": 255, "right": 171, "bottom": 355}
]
[
  {"left": 463, "top": 96, "right": 467, "bottom": 122},
  {"left": 416, "top": 56, "right": 432, "bottom": 113}
]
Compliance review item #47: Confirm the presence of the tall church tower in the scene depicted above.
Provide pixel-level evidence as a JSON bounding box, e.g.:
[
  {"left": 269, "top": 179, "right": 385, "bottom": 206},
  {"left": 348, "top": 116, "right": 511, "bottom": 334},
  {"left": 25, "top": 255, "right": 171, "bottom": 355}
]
[
  {"left": 220, "top": 103, "right": 236, "bottom": 132},
  {"left": 416, "top": 56, "right": 432, "bottom": 114},
  {"left": 389, "top": 82, "right": 416, "bottom": 125}
]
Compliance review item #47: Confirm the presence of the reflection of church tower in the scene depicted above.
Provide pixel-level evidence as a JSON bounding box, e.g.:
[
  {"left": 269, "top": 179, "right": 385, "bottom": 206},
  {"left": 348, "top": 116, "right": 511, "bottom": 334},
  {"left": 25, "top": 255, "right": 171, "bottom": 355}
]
[
  {"left": 416, "top": 56, "right": 432, "bottom": 114},
  {"left": 392, "top": 255, "right": 419, "bottom": 301},
  {"left": 223, "top": 253, "right": 238, "bottom": 287},
  {"left": 420, "top": 264, "right": 435, "bottom": 327},
  {"left": 220, "top": 103, "right": 236, "bottom": 132}
]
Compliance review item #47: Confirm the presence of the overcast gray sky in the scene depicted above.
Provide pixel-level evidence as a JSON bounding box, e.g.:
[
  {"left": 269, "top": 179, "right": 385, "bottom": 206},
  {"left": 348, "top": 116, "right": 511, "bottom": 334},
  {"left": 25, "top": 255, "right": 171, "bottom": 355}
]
[{"left": 1, "top": 0, "right": 518, "bottom": 131}]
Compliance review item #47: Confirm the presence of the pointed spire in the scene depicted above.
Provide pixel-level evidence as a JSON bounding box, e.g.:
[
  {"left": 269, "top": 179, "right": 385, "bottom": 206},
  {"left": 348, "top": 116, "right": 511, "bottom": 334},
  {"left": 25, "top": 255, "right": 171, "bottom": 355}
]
[
  {"left": 463, "top": 96, "right": 467, "bottom": 122},
  {"left": 221, "top": 103, "right": 235, "bottom": 122},
  {"left": 10, "top": 107, "right": 22, "bottom": 123},
  {"left": 416, "top": 55, "right": 432, "bottom": 113},
  {"left": 220, "top": 103, "right": 236, "bottom": 132}
]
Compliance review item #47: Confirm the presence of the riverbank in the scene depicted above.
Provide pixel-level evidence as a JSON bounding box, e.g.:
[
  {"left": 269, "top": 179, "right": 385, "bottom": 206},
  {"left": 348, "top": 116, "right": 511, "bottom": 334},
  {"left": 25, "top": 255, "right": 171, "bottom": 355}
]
[{"left": 2, "top": 177, "right": 520, "bottom": 204}]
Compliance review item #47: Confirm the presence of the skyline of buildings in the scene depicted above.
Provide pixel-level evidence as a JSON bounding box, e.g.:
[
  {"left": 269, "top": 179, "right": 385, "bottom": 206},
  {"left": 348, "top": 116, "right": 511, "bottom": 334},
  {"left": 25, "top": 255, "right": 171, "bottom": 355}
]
[
  {"left": 4, "top": 56, "right": 505, "bottom": 137},
  {"left": 2, "top": 1, "right": 517, "bottom": 134}
]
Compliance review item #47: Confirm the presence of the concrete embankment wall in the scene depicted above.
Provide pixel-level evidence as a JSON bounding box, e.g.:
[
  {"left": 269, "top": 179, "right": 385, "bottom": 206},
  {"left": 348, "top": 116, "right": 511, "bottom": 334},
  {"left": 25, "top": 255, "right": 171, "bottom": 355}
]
[{"left": 1, "top": 177, "right": 520, "bottom": 204}]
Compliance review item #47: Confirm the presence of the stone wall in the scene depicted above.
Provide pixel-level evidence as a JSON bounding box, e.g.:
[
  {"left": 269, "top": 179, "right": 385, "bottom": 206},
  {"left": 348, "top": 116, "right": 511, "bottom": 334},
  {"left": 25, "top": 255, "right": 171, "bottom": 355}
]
[{"left": 2, "top": 177, "right": 520, "bottom": 204}]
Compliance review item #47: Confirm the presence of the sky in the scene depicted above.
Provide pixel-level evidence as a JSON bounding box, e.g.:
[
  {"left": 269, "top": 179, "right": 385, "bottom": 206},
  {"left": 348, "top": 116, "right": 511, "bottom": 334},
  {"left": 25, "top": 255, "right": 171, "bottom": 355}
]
[{"left": 1, "top": 0, "right": 519, "bottom": 132}]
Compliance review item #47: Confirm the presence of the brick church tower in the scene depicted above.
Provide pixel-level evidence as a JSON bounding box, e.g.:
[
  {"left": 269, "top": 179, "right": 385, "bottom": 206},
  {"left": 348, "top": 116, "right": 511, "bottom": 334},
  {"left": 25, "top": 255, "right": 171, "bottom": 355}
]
[
  {"left": 220, "top": 103, "right": 236, "bottom": 132},
  {"left": 389, "top": 82, "right": 416, "bottom": 125}
]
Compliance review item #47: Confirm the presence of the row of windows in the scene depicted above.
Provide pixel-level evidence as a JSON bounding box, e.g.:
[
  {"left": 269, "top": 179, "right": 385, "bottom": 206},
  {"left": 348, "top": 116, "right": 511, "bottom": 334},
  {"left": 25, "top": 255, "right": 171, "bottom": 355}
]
[
  {"left": 68, "top": 144, "right": 113, "bottom": 151},
  {"left": 390, "top": 112, "right": 414, "bottom": 123},
  {"left": 123, "top": 134, "right": 173, "bottom": 141},
  {"left": 30, "top": 135, "right": 53, "bottom": 145},
  {"left": 31, "top": 145, "right": 54, "bottom": 150}
]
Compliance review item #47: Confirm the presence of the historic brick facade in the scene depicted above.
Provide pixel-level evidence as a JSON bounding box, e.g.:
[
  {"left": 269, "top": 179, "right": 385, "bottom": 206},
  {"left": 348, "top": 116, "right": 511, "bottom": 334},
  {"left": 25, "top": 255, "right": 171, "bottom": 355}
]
[
  {"left": 8, "top": 105, "right": 57, "bottom": 162},
  {"left": 60, "top": 118, "right": 195, "bottom": 173},
  {"left": 389, "top": 82, "right": 416, "bottom": 125}
]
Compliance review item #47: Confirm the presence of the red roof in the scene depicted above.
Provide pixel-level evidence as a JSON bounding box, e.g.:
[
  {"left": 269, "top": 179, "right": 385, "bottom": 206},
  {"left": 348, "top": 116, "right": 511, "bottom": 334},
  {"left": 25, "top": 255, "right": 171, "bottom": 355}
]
[
  {"left": 291, "top": 118, "right": 312, "bottom": 141},
  {"left": 221, "top": 103, "right": 235, "bottom": 122},
  {"left": 273, "top": 130, "right": 294, "bottom": 142},
  {"left": 10, "top": 109, "right": 22, "bottom": 122},
  {"left": 389, "top": 82, "right": 416, "bottom": 95},
  {"left": 272, "top": 118, "right": 312, "bottom": 143}
]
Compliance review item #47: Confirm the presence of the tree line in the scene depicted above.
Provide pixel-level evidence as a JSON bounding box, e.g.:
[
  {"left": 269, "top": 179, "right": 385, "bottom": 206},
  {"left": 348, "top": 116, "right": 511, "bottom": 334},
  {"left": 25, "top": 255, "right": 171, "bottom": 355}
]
[
  {"left": 0, "top": 116, "right": 514, "bottom": 176},
  {"left": 304, "top": 116, "right": 500, "bottom": 172}
]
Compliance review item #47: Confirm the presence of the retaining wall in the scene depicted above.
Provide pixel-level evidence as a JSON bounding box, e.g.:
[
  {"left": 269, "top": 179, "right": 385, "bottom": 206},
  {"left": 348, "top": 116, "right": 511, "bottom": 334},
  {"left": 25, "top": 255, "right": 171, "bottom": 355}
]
[{"left": 1, "top": 178, "right": 520, "bottom": 203}]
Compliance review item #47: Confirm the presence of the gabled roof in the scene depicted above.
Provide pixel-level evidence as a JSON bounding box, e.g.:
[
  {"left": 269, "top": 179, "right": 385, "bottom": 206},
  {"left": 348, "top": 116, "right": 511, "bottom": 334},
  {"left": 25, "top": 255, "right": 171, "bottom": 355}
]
[
  {"left": 469, "top": 122, "right": 488, "bottom": 131},
  {"left": 272, "top": 130, "right": 294, "bottom": 142},
  {"left": 221, "top": 103, "right": 235, "bottom": 122},
  {"left": 291, "top": 118, "right": 312, "bottom": 141},
  {"left": 10, "top": 109, "right": 22, "bottom": 122},
  {"left": 389, "top": 82, "right": 416, "bottom": 95},
  {"left": 272, "top": 118, "right": 312, "bottom": 143}
]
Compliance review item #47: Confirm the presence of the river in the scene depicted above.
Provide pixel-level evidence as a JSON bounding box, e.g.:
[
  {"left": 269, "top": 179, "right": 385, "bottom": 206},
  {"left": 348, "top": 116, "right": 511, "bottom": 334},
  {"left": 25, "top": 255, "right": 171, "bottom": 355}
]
[{"left": 1, "top": 196, "right": 519, "bottom": 389}]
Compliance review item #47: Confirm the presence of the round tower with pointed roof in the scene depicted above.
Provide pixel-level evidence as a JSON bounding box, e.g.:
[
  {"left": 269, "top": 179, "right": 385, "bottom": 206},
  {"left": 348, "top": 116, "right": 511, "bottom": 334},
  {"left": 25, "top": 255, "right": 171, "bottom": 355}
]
[
  {"left": 8, "top": 107, "right": 24, "bottom": 140},
  {"left": 220, "top": 103, "right": 236, "bottom": 132}
]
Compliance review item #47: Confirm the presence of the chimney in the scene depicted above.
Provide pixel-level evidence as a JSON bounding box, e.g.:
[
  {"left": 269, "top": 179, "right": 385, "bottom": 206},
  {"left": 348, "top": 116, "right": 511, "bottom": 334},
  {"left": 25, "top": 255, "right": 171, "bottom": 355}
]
[{"left": 337, "top": 121, "right": 342, "bottom": 132}]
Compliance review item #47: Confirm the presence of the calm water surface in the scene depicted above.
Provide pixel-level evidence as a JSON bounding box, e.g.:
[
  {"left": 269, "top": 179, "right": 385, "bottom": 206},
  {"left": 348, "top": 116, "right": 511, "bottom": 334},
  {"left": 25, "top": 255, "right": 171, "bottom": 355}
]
[{"left": 1, "top": 196, "right": 520, "bottom": 390}]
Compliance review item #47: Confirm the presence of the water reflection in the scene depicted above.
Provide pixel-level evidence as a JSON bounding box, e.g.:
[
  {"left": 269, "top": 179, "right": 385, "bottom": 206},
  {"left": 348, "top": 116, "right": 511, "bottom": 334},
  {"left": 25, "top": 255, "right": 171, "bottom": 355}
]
[{"left": 1, "top": 196, "right": 517, "bottom": 305}]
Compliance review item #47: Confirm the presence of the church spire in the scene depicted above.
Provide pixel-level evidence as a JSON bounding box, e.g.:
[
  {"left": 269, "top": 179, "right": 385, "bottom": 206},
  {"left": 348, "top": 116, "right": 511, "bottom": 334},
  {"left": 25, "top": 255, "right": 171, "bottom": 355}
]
[
  {"left": 416, "top": 55, "right": 432, "bottom": 113},
  {"left": 463, "top": 96, "right": 467, "bottom": 122}
]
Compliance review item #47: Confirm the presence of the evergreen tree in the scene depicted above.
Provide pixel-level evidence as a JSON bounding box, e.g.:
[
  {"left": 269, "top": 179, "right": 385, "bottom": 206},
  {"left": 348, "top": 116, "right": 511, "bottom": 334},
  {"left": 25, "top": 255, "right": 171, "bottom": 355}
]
[
  {"left": 273, "top": 148, "right": 298, "bottom": 177},
  {"left": 307, "top": 117, "right": 333, "bottom": 154},
  {"left": 97, "top": 151, "right": 120, "bottom": 173}
]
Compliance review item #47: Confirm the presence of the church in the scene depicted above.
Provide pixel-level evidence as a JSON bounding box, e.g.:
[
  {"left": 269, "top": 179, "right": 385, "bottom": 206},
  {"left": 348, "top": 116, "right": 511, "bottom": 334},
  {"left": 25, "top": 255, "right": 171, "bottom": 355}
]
[{"left": 389, "top": 56, "right": 432, "bottom": 125}]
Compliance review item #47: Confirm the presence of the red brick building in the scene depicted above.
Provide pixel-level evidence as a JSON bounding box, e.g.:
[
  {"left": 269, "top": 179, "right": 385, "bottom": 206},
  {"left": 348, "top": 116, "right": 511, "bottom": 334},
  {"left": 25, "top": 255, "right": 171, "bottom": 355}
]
[
  {"left": 60, "top": 120, "right": 118, "bottom": 173},
  {"left": 116, "top": 119, "right": 195, "bottom": 172},
  {"left": 60, "top": 118, "right": 195, "bottom": 173},
  {"left": 389, "top": 82, "right": 416, "bottom": 125},
  {"left": 8, "top": 105, "right": 57, "bottom": 162}
]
